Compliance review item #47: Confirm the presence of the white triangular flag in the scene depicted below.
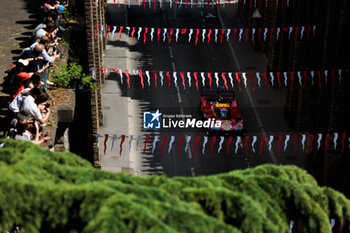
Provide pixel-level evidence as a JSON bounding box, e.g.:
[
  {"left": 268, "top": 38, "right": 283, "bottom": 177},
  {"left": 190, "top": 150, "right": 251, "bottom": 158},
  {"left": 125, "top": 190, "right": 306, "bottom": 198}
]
[
  {"left": 242, "top": 72, "right": 247, "bottom": 88},
  {"left": 111, "top": 134, "right": 117, "bottom": 151},
  {"left": 129, "top": 135, "right": 133, "bottom": 152},
  {"left": 270, "top": 72, "right": 275, "bottom": 87},
  {"left": 311, "top": 70, "right": 315, "bottom": 86},
  {"left": 284, "top": 135, "right": 290, "bottom": 151},
  {"left": 288, "top": 27, "right": 293, "bottom": 40},
  {"left": 333, "top": 133, "right": 338, "bottom": 150},
  {"left": 218, "top": 136, "right": 224, "bottom": 154},
  {"left": 301, "top": 134, "right": 306, "bottom": 151},
  {"left": 173, "top": 72, "right": 178, "bottom": 87},
  {"left": 145, "top": 70, "right": 151, "bottom": 86},
  {"left": 202, "top": 29, "right": 206, "bottom": 43},
  {"left": 185, "top": 136, "right": 192, "bottom": 152},
  {"left": 187, "top": 72, "right": 192, "bottom": 87},
  {"left": 235, "top": 136, "right": 242, "bottom": 154},
  {"left": 297, "top": 71, "right": 302, "bottom": 86},
  {"left": 160, "top": 71, "right": 164, "bottom": 86},
  {"left": 111, "top": 26, "right": 117, "bottom": 39},
  {"left": 300, "top": 26, "right": 305, "bottom": 39},
  {"left": 119, "top": 69, "right": 123, "bottom": 84},
  {"left": 202, "top": 136, "right": 208, "bottom": 154},
  {"left": 228, "top": 72, "right": 234, "bottom": 88},
  {"left": 338, "top": 69, "right": 342, "bottom": 84},
  {"left": 256, "top": 72, "right": 261, "bottom": 87},
  {"left": 276, "top": 27, "right": 280, "bottom": 40},
  {"left": 163, "top": 28, "right": 167, "bottom": 42},
  {"left": 137, "top": 27, "right": 142, "bottom": 40},
  {"left": 188, "top": 29, "right": 193, "bottom": 43},
  {"left": 201, "top": 72, "right": 206, "bottom": 87},
  {"left": 226, "top": 29, "right": 231, "bottom": 41},
  {"left": 150, "top": 28, "right": 154, "bottom": 41},
  {"left": 175, "top": 28, "right": 179, "bottom": 42},
  {"left": 168, "top": 136, "right": 175, "bottom": 153},
  {"left": 268, "top": 135, "right": 274, "bottom": 151},
  {"left": 317, "top": 133, "right": 322, "bottom": 150},
  {"left": 214, "top": 72, "right": 219, "bottom": 87},
  {"left": 283, "top": 72, "right": 288, "bottom": 87},
  {"left": 152, "top": 136, "right": 159, "bottom": 153},
  {"left": 251, "top": 136, "right": 257, "bottom": 153}
]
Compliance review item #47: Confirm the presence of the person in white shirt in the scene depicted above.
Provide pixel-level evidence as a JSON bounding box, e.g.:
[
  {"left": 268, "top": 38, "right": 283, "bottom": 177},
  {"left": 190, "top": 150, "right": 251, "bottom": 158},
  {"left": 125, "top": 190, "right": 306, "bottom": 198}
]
[
  {"left": 17, "top": 88, "right": 51, "bottom": 124},
  {"left": 9, "top": 75, "right": 42, "bottom": 114},
  {"left": 14, "top": 119, "right": 50, "bottom": 145}
]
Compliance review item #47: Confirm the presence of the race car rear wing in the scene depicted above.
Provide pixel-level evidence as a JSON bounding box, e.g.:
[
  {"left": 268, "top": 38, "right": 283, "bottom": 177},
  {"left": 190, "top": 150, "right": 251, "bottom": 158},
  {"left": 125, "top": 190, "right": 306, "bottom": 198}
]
[{"left": 201, "top": 88, "right": 235, "bottom": 97}]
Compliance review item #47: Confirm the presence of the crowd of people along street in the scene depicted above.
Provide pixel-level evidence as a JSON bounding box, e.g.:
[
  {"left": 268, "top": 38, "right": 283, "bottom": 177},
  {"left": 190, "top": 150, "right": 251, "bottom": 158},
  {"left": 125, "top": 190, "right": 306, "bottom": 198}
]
[{"left": 2, "top": 0, "right": 69, "bottom": 146}]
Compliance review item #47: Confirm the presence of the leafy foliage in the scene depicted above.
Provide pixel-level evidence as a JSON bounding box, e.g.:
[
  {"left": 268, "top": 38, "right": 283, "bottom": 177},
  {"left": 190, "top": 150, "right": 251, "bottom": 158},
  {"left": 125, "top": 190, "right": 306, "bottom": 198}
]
[
  {"left": 52, "top": 62, "right": 98, "bottom": 90},
  {"left": 0, "top": 138, "right": 349, "bottom": 233}
]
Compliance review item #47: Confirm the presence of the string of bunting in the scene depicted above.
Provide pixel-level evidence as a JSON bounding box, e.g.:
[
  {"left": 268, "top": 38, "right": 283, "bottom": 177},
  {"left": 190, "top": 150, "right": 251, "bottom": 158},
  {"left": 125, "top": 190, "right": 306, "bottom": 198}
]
[
  {"left": 94, "top": 68, "right": 348, "bottom": 90},
  {"left": 239, "top": 0, "right": 306, "bottom": 9},
  {"left": 110, "top": 0, "right": 239, "bottom": 9},
  {"left": 96, "top": 25, "right": 317, "bottom": 44},
  {"left": 103, "top": 0, "right": 302, "bottom": 10},
  {"left": 239, "top": 0, "right": 299, "bottom": 9},
  {"left": 87, "top": 132, "right": 349, "bottom": 156}
]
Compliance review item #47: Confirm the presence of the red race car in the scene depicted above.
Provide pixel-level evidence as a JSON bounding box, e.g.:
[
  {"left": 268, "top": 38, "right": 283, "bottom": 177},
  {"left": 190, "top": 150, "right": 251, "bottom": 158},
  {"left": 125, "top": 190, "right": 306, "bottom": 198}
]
[{"left": 200, "top": 89, "right": 244, "bottom": 135}]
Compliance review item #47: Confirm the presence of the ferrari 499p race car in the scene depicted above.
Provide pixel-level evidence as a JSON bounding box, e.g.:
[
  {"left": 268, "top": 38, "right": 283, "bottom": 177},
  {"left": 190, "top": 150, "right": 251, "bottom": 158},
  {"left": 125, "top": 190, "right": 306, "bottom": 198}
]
[{"left": 200, "top": 89, "right": 244, "bottom": 135}]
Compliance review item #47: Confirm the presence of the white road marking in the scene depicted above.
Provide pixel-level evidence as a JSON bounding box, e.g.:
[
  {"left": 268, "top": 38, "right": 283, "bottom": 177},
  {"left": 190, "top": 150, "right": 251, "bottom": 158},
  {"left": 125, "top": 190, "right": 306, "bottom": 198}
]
[
  {"left": 217, "top": 11, "right": 278, "bottom": 164},
  {"left": 164, "top": 13, "right": 192, "bottom": 160}
]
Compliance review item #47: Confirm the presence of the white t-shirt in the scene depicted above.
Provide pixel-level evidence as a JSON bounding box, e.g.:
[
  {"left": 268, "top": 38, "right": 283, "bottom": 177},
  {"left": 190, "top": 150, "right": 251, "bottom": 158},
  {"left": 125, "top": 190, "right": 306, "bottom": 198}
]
[
  {"left": 17, "top": 95, "right": 43, "bottom": 120},
  {"left": 9, "top": 88, "right": 31, "bottom": 113},
  {"left": 34, "top": 29, "right": 47, "bottom": 41}
]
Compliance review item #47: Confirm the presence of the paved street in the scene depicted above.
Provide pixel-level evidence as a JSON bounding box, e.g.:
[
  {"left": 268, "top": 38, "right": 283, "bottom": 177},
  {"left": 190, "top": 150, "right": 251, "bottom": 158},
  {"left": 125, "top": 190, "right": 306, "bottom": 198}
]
[{"left": 100, "top": 1, "right": 308, "bottom": 176}]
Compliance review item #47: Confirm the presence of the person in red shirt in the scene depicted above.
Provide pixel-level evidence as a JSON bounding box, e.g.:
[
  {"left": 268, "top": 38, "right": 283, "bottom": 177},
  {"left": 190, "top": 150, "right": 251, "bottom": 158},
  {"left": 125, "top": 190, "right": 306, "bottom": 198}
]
[{"left": 12, "top": 73, "right": 41, "bottom": 99}]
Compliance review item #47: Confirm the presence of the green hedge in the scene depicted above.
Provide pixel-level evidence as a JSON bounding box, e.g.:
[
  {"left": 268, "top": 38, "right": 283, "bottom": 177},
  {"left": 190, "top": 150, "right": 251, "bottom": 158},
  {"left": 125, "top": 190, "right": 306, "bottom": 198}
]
[{"left": 0, "top": 138, "right": 349, "bottom": 232}]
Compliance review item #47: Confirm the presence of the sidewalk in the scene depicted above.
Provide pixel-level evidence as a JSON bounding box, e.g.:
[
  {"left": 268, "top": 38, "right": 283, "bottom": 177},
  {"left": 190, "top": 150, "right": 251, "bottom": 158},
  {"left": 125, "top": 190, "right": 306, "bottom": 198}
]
[{"left": 0, "top": 0, "right": 40, "bottom": 131}]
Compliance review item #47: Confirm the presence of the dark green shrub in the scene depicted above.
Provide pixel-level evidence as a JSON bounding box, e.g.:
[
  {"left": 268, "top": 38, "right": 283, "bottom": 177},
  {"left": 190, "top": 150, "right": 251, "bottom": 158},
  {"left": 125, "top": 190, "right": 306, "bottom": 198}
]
[
  {"left": 0, "top": 138, "right": 349, "bottom": 233},
  {"left": 52, "top": 62, "right": 98, "bottom": 90}
]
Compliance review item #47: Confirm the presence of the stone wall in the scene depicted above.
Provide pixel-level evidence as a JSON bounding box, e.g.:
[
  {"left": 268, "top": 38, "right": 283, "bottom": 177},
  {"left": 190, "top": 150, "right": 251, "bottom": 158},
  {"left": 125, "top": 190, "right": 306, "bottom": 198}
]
[
  {"left": 84, "top": 0, "right": 106, "bottom": 168},
  {"left": 238, "top": 0, "right": 350, "bottom": 196},
  {"left": 239, "top": 0, "right": 350, "bottom": 132}
]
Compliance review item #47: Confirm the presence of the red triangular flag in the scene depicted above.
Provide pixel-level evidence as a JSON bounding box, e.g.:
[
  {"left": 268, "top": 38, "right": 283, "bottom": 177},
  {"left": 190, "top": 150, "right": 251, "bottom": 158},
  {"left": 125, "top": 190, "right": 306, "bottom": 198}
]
[
  {"left": 180, "top": 72, "right": 186, "bottom": 89},
  {"left": 138, "top": 70, "right": 144, "bottom": 89},
  {"left": 143, "top": 135, "right": 150, "bottom": 153},
  {"left": 178, "top": 136, "right": 184, "bottom": 157},
  {"left": 210, "top": 136, "right": 217, "bottom": 156},
  {"left": 259, "top": 136, "right": 265, "bottom": 156},
  {"left": 120, "top": 135, "right": 125, "bottom": 155},
  {"left": 125, "top": 69, "right": 130, "bottom": 88},
  {"left": 193, "top": 136, "right": 201, "bottom": 156},
  {"left": 161, "top": 136, "right": 167, "bottom": 156},
  {"left": 208, "top": 72, "right": 213, "bottom": 89},
  {"left": 119, "top": 26, "right": 123, "bottom": 41},
  {"left": 104, "top": 134, "right": 109, "bottom": 155},
  {"left": 226, "top": 136, "right": 233, "bottom": 156}
]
